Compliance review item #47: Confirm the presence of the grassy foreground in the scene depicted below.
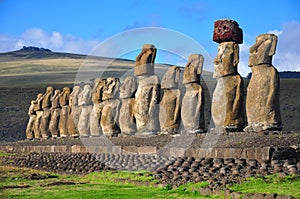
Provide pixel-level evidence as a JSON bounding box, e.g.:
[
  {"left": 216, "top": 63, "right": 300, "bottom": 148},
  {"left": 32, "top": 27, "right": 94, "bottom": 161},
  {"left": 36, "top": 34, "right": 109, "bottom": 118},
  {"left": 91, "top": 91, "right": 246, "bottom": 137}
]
[{"left": 0, "top": 163, "right": 299, "bottom": 199}]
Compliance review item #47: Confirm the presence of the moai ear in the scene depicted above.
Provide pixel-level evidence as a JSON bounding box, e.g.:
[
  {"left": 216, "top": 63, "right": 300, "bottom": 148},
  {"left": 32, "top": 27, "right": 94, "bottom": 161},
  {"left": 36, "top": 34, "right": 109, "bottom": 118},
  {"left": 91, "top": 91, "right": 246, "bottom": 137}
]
[
  {"left": 233, "top": 43, "right": 239, "bottom": 67},
  {"left": 197, "top": 55, "right": 204, "bottom": 75},
  {"left": 269, "top": 34, "right": 278, "bottom": 56}
]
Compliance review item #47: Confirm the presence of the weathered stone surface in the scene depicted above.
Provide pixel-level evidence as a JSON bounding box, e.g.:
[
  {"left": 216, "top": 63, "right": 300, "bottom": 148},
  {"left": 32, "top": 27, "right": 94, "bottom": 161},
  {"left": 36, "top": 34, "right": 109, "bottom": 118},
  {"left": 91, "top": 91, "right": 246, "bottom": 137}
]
[
  {"left": 134, "top": 44, "right": 156, "bottom": 76},
  {"left": 183, "top": 54, "right": 204, "bottom": 84},
  {"left": 102, "top": 77, "right": 120, "bottom": 101},
  {"left": 134, "top": 75, "right": 160, "bottom": 135},
  {"left": 245, "top": 34, "right": 282, "bottom": 132},
  {"left": 33, "top": 93, "right": 44, "bottom": 139},
  {"left": 78, "top": 84, "right": 92, "bottom": 137},
  {"left": 161, "top": 66, "right": 181, "bottom": 89},
  {"left": 119, "top": 76, "right": 137, "bottom": 135},
  {"left": 212, "top": 42, "right": 244, "bottom": 131},
  {"left": 213, "top": 19, "right": 243, "bottom": 44},
  {"left": 25, "top": 100, "right": 36, "bottom": 139},
  {"left": 59, "top": 87, "right": 71, "bottom": 107},
  {"left": 49, "top": 90, "right": 61, "bottom": 138},
  {"left": 181, "top": 83, "right": 205, "bottom": 133},
  {"left": 58, "top": 87, "right": 71, "bottom": 137},
  {"left": 68, "top": 85, "right": 82, "bottom": 137},
  {"left": 40, "top": 87, "right": 54, "bottom": 138},
  {"left": 100, "top": 99, "right": 121, "bottom": 136}
]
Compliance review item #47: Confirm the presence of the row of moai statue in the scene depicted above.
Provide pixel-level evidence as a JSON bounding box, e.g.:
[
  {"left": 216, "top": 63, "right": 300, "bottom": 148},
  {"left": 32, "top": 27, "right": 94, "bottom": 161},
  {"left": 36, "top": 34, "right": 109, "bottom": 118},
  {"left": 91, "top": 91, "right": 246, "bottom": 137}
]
[{"left": 25, "top": 19, "right": 282, "bottom": 139}]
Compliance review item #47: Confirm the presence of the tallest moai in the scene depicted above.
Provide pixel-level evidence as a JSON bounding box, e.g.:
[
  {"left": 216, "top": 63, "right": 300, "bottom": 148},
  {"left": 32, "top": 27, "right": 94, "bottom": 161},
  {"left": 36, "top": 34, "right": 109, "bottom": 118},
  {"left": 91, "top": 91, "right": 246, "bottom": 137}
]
[{"left": 211, "top": 19, "right": 245, "bottom": 132}]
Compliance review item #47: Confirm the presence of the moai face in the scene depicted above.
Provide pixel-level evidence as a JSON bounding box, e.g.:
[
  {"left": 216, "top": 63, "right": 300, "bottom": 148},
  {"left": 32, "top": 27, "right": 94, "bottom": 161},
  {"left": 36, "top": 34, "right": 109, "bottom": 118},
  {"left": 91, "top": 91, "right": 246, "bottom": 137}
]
[
  {"left": 213, "top": 42, "right": 239, "bottom": 78},
  {"left": 102, "top": 78, "right": 120, "bottom": 101},
  {"left": 46, "top": 86, "right": 54, "bottom": 93},
  {"left": 161, "top": 66, "right": 181, "bottom": 89},
  {"left": 249, "top": 34, "right": 278, "bottom": 67},
  {"left": 183, "top": 54, "right": 204, "bottom": 84},
  {"left": 120, "top": 76, "right": 137, "bottom": 99},
  {"left": 92, "top": 78, "right": 105, "bottom": 103},
  {"left": 134, "top": 44, "right": 157, "bottom": 76}
]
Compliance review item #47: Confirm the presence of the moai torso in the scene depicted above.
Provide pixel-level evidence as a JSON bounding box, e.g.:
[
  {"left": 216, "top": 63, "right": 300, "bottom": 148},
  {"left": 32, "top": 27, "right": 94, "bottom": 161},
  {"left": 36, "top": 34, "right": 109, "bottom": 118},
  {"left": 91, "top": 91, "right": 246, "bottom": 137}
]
[
  {"left": 59, "top": 87, "right": 71, "bottom": 137},
  {"left": 245, "top": 34, "right": 282, "bottom": 131},
  {"left": 78, "top": 84, "right": 93, "bottom": 136},
  {"left": 119, "top": 76, "right": 137, "bottom": 135},
  {"left": 181, "top": 54, "right": 205, "bottom": 133},
  {"left": 159, "top": 66, "right": 181, "bottom": 133},
  {"left": 211, "top": 42, "right": 244, "bottom": 131},
  {"left": 68, "top": 85, "right": 82, "bottom": 137}
]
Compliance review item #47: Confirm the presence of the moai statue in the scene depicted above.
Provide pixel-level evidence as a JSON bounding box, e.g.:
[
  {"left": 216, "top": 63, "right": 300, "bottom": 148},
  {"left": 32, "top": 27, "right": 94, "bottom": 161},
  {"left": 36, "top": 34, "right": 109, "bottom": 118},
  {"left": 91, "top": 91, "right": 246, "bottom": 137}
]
[
  {"left": 245, "top": 34, "right": 282, "bottom": 131},
  {"left": 119, "top": 76, "right": 137, "bottom": 136},
  {"left": 134, "top": 44, "right": 160, "bottom": 136},
  {"left": 181, "top": 54, "right": 205, "bottom": 133},
  {"left": 40, "top": 86, "right": 54, "bottom": 139},
  {"left": 59, "top": 87, "right": 71, "bottom": 137},
  {"left": 68, "top": 85, "right": 82, "bottom": 137},
  {"left": 211, "top": 19, "right": 245, "bottom": 132},
  {"left": 159, "top": 66, "right": 181, "bottom": 134},
  {"left": 100, "top": 77, "right": 121, "bottom": 137},
  {"left": 25, "top": 100, "right": 36, "bottom": 140},
  {"left": 90, "top": 78, "right": 105, "bottom": 136},
  {"left": 78, "top": 84, "right": 93, "bottom": 137},
  {"left": 33, "top": 93, "right": 43, "bottom": 139},
  {"left": 49, "top": 89, "right": 61, "bottom": 138}
]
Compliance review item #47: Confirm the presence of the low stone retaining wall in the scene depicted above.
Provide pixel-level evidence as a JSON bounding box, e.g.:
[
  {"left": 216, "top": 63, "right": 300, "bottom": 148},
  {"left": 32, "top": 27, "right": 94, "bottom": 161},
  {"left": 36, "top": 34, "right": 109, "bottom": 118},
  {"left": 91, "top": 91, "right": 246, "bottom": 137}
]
[{"left": 1, "top": 144, "right": 299, "bottom": 162}]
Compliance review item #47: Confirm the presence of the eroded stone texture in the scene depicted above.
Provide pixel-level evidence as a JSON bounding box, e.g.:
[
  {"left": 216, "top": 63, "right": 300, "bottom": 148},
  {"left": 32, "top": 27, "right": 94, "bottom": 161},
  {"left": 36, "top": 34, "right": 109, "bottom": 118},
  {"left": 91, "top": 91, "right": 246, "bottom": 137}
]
[
  {"left": 134, "top": 75, "right": 160, "bottom": 135},
  {"left": 33, "top": 93, "right": 43, "bottom": 139},
  {"left": 211, "top": 42, "right": 244, "bottom": 131},
  {"left": 134, "top": 44, "right": 156, "bottom": 76},
  {"left": 25, "top": 100, "right": 36, "bottom": 140},
  {"left": 119, "top": 76, "right": 137, "bottom": 135},
  {"left": 159, "top": 66, "right": 181, "bottom": 133},
  {"left": 181, "top": 55, "right": 205, "bottom": 133},
  {"left": 213, "top": 19, "right": 243, "bottom": 44},
  {"left": 245, "top": 34, "right": 282, "bottom": 131},
  {"left": 68, "top": 85, "right": 82, "bottom": 137},
  {"left": 58, "top": 87, "right": 71, "bottom": 137},
  {"left": 78, "top": 84, "right": 92, "bottom": 137},
  {"left": 100, "top": 78, "right": 121, "bottom": 136},
  {"left": 40, "top": 86, "right": 54, "bottom": 139},
  {"left": 49, "top": 89, "right": 61, "bottom": 138},
  {"left": 90, "top": 79, "right": 105, "bottom": 136}
]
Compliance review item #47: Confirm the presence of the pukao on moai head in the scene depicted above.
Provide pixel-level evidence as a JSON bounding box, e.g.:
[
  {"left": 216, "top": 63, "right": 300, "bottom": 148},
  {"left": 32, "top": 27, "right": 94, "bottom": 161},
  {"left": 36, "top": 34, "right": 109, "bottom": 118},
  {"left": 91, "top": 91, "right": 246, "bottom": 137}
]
[
  {"left": 245, "top": 33, "right": 282, "bottom": 132},
  {"left": 211, "top": 19, "right": 245, "bottom": 132},
  {"left": 181, "top": 54, "right": 205, "bottom": 133},
  {"left": 134, "top": 44, "right": 156, "bottom": 76},
  {"left": 183, "top": 54, "right": 204, "bottom": 84}
]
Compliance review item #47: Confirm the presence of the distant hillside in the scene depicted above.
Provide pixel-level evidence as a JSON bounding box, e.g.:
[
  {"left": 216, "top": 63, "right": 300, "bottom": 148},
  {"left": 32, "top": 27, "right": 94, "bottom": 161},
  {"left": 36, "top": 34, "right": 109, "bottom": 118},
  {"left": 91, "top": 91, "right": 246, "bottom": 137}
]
[
  {"left": 0, "top": 47, "right": 214, "bottom": 88},
  {"left": 246, "top": 71, "right": 300, "bottom": 79}
]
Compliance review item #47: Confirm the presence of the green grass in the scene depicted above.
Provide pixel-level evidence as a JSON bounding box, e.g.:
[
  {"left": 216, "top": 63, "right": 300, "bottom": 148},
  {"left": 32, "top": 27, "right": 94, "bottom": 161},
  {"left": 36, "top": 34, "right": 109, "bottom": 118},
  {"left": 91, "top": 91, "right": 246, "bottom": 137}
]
[{"left": 228, "top": 174, "right": 300, "bottom": 198}]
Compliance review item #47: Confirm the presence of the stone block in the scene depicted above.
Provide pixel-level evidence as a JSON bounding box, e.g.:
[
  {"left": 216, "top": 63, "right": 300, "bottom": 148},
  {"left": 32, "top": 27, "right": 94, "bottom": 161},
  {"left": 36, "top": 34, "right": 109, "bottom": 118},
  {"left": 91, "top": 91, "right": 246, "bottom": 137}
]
[
  {"left": 71, "top": 145, "right": 87, "bottom": 153},
  {"left": 213, "top": 19, "right": 243, "bottom": 44},
  {"left": 170, "top": 147, "right": 185, "bottom": 157},
  {"left": 122, "top": 146, "right": 138, "bottom": 154},
  {"left": 138, "top": 146, "right": 157, "bottom": 154}
]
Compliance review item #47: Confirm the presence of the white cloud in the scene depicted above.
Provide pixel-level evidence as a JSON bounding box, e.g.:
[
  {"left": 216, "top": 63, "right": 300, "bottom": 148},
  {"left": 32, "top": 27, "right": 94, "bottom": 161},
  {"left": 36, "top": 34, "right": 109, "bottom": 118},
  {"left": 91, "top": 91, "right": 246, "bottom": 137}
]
[{"left": 0, "top": 28, "right": 100, "bottom": 55}]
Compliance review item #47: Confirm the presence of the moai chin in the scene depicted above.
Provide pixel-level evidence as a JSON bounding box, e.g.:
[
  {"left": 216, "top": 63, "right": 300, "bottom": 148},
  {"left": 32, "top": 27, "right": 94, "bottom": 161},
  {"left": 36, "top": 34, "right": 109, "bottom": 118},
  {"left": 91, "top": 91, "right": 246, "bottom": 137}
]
[
  {"left": 211, "top": 19, "right": 245, "bottom": 132},
  {"left": 68, "top": 85, "right": 82, "bottom": 137},
  {"left": 58, "top": 87, "right": 71, "bottom": 137},
  {"left": 245, "top": 34, "right": 282, "bottom": 132},
  {"left": 100, "top": 78, "right": 121, "bottom": 137},
  {"left": 134, "top": 44, "right": 156, "bottom": 76},
  {"left": 40, "top": 86, "right": 54, "bottom": 139},
  {"left": 159, "top": 66, "right": 181, "bottom": 134},
  {"left": 181, "top": 54, "right": 205, "bottom": 133},
  {"left": 119, "top": 76, "right": 137, "bottom": 136},
  {"left": 78, "top": 84, "right": 93, "bottom": 137},
  {"left": 49, "top": 89, "right": 61, "bottom": 138}
]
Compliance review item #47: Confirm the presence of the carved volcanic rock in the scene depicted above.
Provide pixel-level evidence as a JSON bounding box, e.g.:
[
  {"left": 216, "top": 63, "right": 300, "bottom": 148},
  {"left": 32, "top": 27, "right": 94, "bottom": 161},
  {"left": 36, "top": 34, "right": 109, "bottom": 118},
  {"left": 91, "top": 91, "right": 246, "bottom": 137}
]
[{"left": 213, "top": 19, "right": 243, "bottom": 44}]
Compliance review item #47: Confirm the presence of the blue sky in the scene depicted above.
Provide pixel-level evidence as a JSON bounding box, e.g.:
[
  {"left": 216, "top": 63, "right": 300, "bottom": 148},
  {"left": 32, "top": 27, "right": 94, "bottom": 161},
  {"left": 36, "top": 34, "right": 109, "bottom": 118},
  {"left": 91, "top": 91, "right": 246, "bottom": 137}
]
[{"left": 0, "top": 0, "right": 300, "bottom": 76}]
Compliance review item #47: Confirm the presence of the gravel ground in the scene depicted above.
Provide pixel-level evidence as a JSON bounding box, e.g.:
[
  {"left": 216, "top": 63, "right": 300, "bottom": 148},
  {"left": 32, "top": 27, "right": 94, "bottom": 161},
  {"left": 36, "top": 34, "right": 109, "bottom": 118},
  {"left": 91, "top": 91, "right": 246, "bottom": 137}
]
[{"left": 1, "top": 152, "right": 299, "bottom": 189}]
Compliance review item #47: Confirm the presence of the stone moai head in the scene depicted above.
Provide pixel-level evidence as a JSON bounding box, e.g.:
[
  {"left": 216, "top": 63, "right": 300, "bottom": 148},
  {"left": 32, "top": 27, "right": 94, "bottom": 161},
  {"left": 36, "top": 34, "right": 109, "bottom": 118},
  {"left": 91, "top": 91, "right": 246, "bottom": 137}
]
[
  {"left": 92, "top": 78, "right": 105, "bottom": 103},
  {"left": 36, "top": 93, "right": 43, "bottom": 100},
  {"left": 213, "top": 42, "right": 239, "bottom": 78},
  {"left": 161, "top": 66, "right": 181, "bottom": 89},
  {"left": 46, "top": 86, "right": 54, "bottom": 93},
  {"left": 120, "top": 76, "right": 137, "bottom": 99},
  {"left": 80, "top": 84, "right": 92, "bottom": 104},
  {"left": 70, "top": 85, "right": 81, "bottom": 106},
  {"left": 59, "top": 87, "right": 71, "bottom": 106},
  {"left": 249, "top": 33, "right": 278, "bottom": 67},
  {"left": 183, "top": 54, "right": 204, "bottom": 84},
  {"left": 102, "top": 77, "right": 120, "bottom": 101},
  {"left": 134, "top": 44, "right": 156, "bottom": 76}
]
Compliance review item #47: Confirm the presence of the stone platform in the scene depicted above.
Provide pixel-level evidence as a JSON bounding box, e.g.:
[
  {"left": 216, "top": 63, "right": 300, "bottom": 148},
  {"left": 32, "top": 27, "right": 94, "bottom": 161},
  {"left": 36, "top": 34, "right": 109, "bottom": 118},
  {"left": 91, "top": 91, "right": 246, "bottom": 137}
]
[{"left": 1, "top": 131, "right": 299, "bottom": 162}]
